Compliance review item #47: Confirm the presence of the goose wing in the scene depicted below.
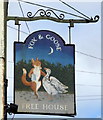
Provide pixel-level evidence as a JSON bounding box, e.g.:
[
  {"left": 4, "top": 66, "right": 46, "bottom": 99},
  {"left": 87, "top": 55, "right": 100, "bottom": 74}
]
[
  {"left": 42, "top": 76, "right": 58, "bottom": 95},
  {"left": 50, "top": 76, "right": 68, "bottom": 89},
  {"left": 49, "top": 76, "right": 68, "bottom": 93}
]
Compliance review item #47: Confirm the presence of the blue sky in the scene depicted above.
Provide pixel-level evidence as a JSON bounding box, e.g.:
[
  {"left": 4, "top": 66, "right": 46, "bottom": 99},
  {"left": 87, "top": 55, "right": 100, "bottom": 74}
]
[{"left": 7, "top": 0, "right": 101, "bottom": 119}]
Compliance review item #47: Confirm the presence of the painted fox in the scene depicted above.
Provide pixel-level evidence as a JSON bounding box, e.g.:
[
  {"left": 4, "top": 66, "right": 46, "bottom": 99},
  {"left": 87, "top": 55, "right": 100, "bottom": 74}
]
[{"left": 21, "top": 58, "right": 46, "bottom": 98}]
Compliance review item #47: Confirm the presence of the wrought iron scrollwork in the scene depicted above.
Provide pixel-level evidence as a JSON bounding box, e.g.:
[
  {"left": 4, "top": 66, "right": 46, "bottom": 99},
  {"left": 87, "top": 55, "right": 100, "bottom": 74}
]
[
  {"left": 26, "top": 9, "right": 100, "bottom": 24},
  {"left": 46, "top": 9, "right": 65, "bottom": 20},
  {"left": 46, "top": 9, "right": 51, "bottom": 17},
  {"left": 93, "top": 15, "right": 99, "bottom": 21},
  {"left": 27, "top": 9, "right": 65, "bottom": 20},
  {"left": 27, "top": 9, "right": 45, "bottom": 18},
  {"left": 27, "top": 12, "right": 33, "bottom": 18},
  {"left": 90, "top": 15, "right": 99, "bottom": 22},
  {"left": 39, "top": 9, "right": 45, "bottom": 17}
]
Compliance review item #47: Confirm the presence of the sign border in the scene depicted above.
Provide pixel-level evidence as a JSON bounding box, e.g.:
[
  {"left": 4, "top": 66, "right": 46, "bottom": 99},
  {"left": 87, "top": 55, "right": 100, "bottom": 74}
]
[{"left": 14, "top": 30, "right": 76, "bottom": 117}]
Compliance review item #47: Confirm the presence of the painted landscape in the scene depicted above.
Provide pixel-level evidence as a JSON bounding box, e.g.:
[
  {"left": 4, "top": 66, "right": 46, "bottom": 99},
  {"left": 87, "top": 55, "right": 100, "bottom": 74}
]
[{"left": 15, "top": 59, "right": 75, "bottom": 93}]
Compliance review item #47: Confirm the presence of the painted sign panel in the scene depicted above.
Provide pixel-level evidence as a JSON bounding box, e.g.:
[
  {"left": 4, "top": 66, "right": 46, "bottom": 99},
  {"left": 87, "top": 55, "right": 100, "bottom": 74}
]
[{"left": 14, "top": 30, "right": 76, "bottom": 116}]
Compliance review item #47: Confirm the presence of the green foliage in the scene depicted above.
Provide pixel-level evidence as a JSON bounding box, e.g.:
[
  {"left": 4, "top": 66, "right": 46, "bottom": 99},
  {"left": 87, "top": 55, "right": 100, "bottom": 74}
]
[{"left": 15, "top": 59, "right": 75, "bottom": 93}]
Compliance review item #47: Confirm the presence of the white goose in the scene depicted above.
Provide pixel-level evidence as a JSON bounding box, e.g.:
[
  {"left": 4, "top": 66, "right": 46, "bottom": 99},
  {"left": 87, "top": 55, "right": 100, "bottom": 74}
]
[{"left": 42, "top": 68, "right": 68, "bottom": 95}]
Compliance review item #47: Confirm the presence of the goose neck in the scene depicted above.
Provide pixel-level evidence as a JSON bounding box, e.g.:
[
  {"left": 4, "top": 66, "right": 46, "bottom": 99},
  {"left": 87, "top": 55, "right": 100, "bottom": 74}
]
[{"left": 46, "top": 72, "right": 50, "bottom": 78}]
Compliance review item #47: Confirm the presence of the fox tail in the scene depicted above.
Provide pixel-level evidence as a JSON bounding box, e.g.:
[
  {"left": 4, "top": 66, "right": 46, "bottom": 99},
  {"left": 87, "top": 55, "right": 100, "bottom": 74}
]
[{"left": 21, "top": 68, "right": 31, "bottom": 86}]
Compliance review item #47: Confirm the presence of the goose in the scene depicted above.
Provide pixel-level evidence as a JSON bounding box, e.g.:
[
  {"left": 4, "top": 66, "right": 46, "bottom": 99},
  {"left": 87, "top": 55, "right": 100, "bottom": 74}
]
[{"left": 42, "top": 68, "right": 68, "bottom": 95}]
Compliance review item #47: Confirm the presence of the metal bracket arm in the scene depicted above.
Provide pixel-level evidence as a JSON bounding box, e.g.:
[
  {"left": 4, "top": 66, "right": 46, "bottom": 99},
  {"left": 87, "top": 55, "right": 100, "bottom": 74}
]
[{"left": 7, "top": 15, "right": 99, "bottom": 24}]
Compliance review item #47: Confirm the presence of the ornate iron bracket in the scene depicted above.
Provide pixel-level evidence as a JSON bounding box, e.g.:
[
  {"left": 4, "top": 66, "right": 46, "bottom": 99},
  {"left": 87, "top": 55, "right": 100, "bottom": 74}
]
[
  {"left": 27, "top": 9, "right": 65, "bottom": 20},
  {"left": 26, "top": 9, "right": 99, "bottom": 23},
  {"left": 7, "top": 8, "right": 99, "bottom": 25},
  {"left": 7, "top": 15, "right": 99, "bottom": 23}
]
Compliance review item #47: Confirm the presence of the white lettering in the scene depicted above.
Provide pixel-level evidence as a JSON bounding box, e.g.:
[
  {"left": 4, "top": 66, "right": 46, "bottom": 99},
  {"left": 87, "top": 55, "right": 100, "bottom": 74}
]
[
  {"left": 46, "top": 34, "right": 62, "bottom": 51},
  {"left": 54, "top": 40, "right": 58, "bottom": 44},
  {"left": 56, "top": 47, "right": 62, "bottom": 51},
  {"left": 28, "top": 34, "right": 62, "bottom": 51},
  {"left": 42, "top": 104, "right": 67, "bottom": 111},
  {"left": 26, "top": 104, "right": 30, "bottom": 109},
  {"left": 22, "top": 103, "right": 39, "bottom": 110},
  {"left": 46, "top": 34, "right": 50, "bottom": 39},
  {"left": 28, "top": 37, "right": 37, "bottom": 49}
]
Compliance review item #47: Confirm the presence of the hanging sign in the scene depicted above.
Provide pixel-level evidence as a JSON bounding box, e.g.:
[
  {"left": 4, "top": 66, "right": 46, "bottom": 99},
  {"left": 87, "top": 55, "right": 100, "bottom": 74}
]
[{"left": 14, "top": 30, "right": 76, "bottom": 116}]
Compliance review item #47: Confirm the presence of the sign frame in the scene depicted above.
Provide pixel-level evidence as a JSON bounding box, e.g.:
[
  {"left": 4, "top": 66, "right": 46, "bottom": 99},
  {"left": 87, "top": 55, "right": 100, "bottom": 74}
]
[{"left": 14, "top": 30, "right": 76, "bottom": 116}]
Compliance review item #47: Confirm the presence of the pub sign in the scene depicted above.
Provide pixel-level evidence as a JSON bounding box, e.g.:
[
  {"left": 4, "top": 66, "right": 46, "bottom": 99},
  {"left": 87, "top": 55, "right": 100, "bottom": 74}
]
[{"left": 14, "top": 30, "right": 76, "bottom": 116}]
